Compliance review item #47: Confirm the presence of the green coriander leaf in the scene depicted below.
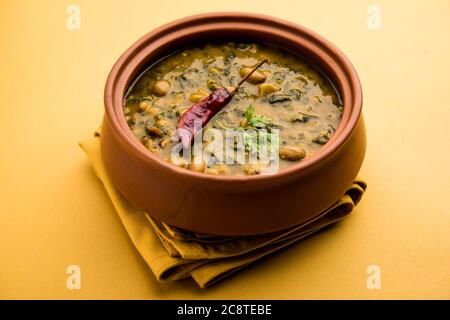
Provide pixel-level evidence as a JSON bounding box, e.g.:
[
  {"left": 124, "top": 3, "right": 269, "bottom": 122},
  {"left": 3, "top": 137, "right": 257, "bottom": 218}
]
[
  {"left": 245, "top": 105, "right": 254, "bottom": 123},
  {"left": 244, "top": 105, "right": 272, "bottom": 129},
  {"left": 249, "top": 115, "right": 273, "bottom": 128}
]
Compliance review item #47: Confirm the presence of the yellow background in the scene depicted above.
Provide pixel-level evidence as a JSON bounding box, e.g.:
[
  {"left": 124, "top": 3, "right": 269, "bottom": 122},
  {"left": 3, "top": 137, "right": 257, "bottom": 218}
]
[{"left": 1, "top": 0, "right": 449, "bottom": 299}]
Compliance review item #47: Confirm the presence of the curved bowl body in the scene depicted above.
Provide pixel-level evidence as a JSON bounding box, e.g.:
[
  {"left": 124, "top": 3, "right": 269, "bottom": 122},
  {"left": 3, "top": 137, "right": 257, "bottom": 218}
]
[{"left": 101, "top": 12, "right": 366, "bottom": 236}]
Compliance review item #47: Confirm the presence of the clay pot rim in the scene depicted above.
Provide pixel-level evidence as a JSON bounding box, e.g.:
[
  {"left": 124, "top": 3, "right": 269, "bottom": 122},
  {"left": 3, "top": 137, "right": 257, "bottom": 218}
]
[{"left": 104, "top": 12, "right": 362, "bottom": 184}]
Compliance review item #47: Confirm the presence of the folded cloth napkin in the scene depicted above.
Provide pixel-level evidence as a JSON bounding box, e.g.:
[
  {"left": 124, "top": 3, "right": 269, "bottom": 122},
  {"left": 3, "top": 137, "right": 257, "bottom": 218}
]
[{"left": 79, "top": 135, "right": 367, "bottom": 288}]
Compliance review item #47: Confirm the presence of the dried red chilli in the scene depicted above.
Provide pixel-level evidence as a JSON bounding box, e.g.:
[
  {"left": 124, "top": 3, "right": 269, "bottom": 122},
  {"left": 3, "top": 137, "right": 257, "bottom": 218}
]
[
  {"left": 176, "top": 87, "right": 231, "bottom": 149},
  {"left": 176, "top": 59, "right": 268, "bottom": 148}
]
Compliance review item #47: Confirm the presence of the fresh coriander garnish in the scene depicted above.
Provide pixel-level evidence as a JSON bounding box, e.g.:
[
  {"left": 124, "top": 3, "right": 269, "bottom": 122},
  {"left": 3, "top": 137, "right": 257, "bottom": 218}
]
[
  {"left": 242, "top": 105, "right": 276, "bottom": 154},
  {"left": 211, "top": 106, "right": 277, "bottom": 155},
  {"left": 244, "top": 105, "right": 273, "bottom": 129}
]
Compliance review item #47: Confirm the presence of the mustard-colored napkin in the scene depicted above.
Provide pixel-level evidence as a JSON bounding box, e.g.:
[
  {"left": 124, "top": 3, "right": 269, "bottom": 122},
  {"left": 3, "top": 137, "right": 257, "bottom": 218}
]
[{"left": 79, "top": 136, "right": 366, "bottom": 288}]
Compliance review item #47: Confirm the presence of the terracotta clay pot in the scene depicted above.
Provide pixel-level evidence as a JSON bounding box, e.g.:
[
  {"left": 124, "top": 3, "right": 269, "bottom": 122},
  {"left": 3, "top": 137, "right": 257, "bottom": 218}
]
[{"left": 102, "top": 12, "right": 365, "bottom": 236}]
